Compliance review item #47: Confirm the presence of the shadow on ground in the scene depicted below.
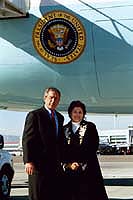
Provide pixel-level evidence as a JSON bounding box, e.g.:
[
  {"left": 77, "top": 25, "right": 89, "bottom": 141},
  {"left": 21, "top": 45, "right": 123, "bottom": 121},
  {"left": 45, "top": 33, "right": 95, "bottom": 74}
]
[
  {"left": 9, "top": 197, "right": 133, "bottom": 200},
  {"left": 10, "top": 178, "right": 133, "bottom": 200},
  {"left": 104, "top": 178, "right": 133, "bottom": 186},
  {"left": 10, "top": 196, "right": 28, "bottom": 200}
]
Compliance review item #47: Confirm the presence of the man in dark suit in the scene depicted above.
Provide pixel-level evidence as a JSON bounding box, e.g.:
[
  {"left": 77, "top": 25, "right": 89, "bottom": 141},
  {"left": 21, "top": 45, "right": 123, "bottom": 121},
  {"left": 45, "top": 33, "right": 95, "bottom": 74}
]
[{"left": 22, "top": 87, "right": 64, "bottom": 200}]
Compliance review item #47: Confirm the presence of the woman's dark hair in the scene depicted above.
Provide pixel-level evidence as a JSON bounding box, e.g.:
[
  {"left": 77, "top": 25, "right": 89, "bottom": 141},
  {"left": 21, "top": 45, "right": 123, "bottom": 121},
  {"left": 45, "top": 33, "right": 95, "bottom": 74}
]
[{"left": 68, "top": 100, "right": 86, "bottom": 118}]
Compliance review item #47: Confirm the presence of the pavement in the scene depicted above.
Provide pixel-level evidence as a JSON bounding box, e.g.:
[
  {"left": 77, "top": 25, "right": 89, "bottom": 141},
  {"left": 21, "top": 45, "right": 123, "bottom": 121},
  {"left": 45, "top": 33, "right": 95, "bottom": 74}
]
[
  {"left": 10, "top": 155, "right": 133, "bottom": 200},
  {"left": 100, "top": 155, "right": 133, "bottom": 200}
]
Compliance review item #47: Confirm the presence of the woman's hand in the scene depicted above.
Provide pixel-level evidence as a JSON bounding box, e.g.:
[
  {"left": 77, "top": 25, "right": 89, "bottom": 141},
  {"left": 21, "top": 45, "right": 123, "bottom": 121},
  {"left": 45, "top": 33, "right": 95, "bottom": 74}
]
[{"left": 70, "top": 162, "right": 80, "bottom": 171}]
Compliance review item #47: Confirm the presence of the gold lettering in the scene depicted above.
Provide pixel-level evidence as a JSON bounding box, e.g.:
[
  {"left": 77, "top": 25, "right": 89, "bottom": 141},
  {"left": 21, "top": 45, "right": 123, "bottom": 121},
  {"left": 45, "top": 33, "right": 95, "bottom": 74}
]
[
  {"left": 64, "top": 14, "right": 71, "bottom": 20},
  {"left": 34, "top": 32, "right": 40, "bottom": 39},
  {"left": 78, "top": 33, "right": 84, "bottom": 41}
]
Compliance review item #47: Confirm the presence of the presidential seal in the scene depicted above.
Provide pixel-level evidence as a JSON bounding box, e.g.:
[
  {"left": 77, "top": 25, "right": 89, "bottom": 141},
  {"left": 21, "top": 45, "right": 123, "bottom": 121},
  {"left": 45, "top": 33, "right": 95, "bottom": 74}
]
[{"left": 32, "top": 10, "right": 86, "bottom": 64}]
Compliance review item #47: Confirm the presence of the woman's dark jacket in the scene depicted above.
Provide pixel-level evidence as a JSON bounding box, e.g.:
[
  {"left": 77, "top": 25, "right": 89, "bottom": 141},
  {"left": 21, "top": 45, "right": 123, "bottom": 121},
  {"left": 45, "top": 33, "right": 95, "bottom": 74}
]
[{"left": 63, "top": 120, "right": 108, "bottom": 200}]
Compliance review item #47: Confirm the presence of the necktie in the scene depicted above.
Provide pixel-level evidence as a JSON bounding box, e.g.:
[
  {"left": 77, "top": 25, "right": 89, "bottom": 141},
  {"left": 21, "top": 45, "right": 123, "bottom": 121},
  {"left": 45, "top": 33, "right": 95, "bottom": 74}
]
[{"left": 51, "top": 110, "right": 56, "bottom": 129}]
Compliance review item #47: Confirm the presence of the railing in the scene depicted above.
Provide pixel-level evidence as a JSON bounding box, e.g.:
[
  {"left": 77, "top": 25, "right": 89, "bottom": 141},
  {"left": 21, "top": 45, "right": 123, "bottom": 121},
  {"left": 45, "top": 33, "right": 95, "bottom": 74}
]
[{"left": 0, "top": 0, "right": 30, "bottom": 18}]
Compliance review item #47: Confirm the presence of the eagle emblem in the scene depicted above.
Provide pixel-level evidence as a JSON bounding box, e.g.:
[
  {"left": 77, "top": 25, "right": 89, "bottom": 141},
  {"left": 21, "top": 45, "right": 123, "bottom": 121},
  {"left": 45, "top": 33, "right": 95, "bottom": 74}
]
[{"left": 48, "top": 24, "right": 72, "bottom": 51}]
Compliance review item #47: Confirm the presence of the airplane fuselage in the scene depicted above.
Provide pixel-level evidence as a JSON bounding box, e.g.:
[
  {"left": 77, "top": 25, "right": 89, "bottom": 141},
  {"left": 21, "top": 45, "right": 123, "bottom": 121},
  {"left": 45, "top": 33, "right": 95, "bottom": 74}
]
[{"left": 0, "top": 0, "right": 133, "bottom": 113}]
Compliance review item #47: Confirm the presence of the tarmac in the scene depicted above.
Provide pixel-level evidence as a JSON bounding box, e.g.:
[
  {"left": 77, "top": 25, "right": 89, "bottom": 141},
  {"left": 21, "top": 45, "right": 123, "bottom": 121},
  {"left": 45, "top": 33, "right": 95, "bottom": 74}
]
[{"left": 10, "top": 155, "right": 133, "bottom": 200}]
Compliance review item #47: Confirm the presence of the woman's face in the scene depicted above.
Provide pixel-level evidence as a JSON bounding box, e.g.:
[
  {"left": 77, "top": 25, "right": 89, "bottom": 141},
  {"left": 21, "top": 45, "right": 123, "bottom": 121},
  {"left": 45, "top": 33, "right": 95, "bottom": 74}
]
[{"left": 71, "top": 107, "right": 84, "bottom": 122}]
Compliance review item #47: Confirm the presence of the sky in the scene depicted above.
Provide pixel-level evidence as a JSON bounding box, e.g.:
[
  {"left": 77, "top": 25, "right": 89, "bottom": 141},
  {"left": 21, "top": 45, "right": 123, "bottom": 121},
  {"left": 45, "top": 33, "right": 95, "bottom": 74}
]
[{"left": 0, "top": 110, "right": 133, "bottom": 136}]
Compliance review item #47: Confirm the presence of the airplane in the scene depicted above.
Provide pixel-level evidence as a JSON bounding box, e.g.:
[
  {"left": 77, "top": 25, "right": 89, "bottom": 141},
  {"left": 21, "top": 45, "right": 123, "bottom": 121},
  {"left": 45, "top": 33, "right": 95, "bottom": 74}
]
[{"left": 0, "top": 0, "right": 133, "bottom": 114}]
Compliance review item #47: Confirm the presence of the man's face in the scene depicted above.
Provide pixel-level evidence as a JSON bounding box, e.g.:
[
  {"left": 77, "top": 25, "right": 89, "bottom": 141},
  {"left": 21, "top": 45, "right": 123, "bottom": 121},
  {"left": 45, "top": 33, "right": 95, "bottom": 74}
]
[{"left": 44, "top": 90, "right": 60, "bottom": 110}]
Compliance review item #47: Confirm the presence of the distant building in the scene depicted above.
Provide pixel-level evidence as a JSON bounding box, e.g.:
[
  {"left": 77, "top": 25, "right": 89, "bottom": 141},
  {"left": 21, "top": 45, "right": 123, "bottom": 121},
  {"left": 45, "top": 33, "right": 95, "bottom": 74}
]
[{"left": 98, "top": 126, "right": 133, "bottom": 154}]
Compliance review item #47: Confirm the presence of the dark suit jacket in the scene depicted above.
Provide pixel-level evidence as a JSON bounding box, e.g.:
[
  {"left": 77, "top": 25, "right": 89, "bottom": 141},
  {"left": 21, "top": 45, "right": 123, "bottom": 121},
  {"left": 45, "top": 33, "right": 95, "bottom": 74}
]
[{"left": 22, "top": 106, "right": 64, "bottom": 175}]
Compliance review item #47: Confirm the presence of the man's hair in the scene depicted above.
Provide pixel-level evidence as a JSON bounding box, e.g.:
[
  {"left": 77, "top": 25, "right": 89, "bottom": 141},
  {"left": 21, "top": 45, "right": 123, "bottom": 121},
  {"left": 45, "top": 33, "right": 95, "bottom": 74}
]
[{"left": 44, "top": 87, "right": 61, "bottom": 98}]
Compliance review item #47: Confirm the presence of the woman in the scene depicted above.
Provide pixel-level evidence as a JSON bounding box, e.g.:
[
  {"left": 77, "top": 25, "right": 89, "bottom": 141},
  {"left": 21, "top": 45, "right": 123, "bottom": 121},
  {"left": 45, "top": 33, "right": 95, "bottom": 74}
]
[{"left": 63, "top": 100, "right": 108, "bottom": 200}]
